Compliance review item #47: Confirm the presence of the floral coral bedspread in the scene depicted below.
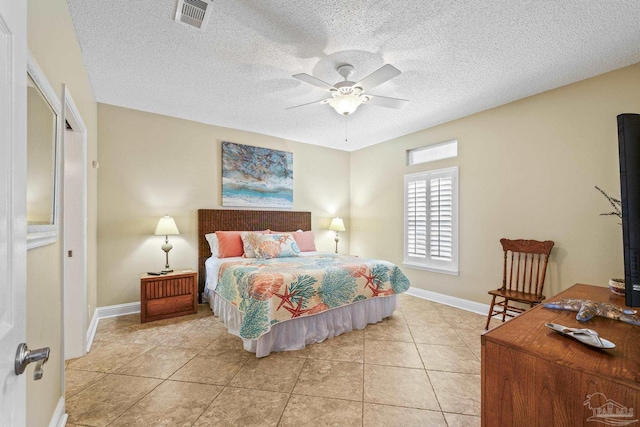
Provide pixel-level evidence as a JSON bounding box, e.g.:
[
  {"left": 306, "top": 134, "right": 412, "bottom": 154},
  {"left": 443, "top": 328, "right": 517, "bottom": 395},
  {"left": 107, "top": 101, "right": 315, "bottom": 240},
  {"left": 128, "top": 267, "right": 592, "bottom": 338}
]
[{"left": 215, "top": 254, "right": 410, "bottom": 339}]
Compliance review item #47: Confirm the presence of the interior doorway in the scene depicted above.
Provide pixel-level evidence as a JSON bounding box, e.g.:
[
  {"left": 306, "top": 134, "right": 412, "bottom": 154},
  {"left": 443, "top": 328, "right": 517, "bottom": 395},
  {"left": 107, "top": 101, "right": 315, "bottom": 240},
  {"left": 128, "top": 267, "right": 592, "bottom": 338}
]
[{"left": 62, "top": 86, "right": 88, "bottom": 360}]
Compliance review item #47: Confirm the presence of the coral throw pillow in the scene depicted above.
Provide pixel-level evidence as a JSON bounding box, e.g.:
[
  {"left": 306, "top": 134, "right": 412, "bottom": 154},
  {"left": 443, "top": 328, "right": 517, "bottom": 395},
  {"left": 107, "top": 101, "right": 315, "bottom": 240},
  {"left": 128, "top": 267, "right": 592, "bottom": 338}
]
[
  {"left": 255, "top": 233, "right": 301, "bottom": 260},
  {"left": 292, "top": 230, "right": 316, "bottom": 252},
  {"left": 216, "top": 230, "right": 269, "bottom": 258}
]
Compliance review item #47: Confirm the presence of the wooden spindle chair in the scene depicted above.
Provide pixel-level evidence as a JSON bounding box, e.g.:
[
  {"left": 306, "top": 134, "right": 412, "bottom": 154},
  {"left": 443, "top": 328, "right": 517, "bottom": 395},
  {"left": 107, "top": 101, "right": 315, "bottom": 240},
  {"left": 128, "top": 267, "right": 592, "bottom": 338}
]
[{"left": 484, "top": 238, "right": 554, "bottom": 330}]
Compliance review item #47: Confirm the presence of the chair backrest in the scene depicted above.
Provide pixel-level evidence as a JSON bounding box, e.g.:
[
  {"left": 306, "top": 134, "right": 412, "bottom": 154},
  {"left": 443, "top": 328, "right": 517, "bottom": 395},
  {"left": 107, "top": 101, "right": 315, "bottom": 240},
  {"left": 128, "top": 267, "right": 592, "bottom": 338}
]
[{"left": 500, "top": 238, "right": 554, "bottom": 297}]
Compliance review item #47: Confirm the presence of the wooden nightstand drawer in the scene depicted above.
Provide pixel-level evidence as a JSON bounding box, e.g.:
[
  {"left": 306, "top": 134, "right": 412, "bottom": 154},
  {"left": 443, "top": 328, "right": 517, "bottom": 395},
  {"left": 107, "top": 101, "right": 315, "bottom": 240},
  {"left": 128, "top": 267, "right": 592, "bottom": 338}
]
[{"left": 140, "top": 270, "right": 197, "bottom": 323}]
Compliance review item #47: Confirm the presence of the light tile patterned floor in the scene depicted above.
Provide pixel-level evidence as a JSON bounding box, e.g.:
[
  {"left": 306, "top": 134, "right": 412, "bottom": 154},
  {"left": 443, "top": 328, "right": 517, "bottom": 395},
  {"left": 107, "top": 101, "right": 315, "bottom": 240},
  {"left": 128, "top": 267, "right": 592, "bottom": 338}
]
[{"left": 65, "top": 294, "right": 501, "bottom": 426}]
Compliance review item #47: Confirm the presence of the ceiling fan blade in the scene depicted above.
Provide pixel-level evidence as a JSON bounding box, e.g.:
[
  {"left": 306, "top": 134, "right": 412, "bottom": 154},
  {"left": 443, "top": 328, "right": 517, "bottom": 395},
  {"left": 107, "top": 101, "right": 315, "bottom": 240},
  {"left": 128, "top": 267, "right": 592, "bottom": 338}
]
[
  {"left": 292, "top": 73, "right": 337, "bottom": 91},
  {"left": 286, "top": 97, "right": 331, "bottom": 110},
  {"left": 354, "top": 64, "right": 401, "bottom": 92},
  {"left": 364, "top": 94, "right": 409, "bottom": 109}
]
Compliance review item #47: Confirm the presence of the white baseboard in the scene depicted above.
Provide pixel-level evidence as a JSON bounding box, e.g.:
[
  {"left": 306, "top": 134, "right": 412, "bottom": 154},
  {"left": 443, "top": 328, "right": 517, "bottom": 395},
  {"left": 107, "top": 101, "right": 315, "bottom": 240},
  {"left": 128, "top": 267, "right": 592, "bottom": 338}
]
[
  {"left": 48, "top": 397, "right": 67, "bottom": 427},
  {"left": 96, "top": 301, "right": 141, "bottom": 319},
  {"left": 85, "top": 308, "right": 99, "bottom": 353},
  {"left": 406, "top": 287, "right": 490, "bottom": 316},
  {"left": 84, "top": 302, "right": 141, "bottom": 353}
]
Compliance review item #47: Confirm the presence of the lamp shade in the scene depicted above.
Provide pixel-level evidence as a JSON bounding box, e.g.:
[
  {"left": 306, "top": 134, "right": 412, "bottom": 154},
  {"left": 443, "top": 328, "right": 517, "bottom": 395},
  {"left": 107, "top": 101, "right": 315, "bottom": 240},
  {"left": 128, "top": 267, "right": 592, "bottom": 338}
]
[
  {"left": 154, "top": 215, "right": 180, "bottom": 236},
  {"left": 329, "top": 217, "right": 346, "bottom": 232}
]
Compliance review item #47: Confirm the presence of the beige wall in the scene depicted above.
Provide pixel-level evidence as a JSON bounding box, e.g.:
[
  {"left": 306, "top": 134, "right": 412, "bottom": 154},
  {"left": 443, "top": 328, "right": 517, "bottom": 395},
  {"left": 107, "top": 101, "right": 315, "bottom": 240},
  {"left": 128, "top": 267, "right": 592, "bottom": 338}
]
[
  {"left": 27, "top": 0, "right": 98, "bottom": 425},
  {"left": 350, "top": 63, "right": 640, "bottom": 304},
  {"left": 97, "top": 104, "right": 350, "bottom": 307}
]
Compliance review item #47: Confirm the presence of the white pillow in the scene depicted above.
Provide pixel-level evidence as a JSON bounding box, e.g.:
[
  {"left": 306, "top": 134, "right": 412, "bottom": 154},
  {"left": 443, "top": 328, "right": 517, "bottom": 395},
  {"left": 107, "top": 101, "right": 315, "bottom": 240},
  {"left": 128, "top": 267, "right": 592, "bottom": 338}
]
[{"left": 205, "top": 233, "right": 219, "bottom": 257}]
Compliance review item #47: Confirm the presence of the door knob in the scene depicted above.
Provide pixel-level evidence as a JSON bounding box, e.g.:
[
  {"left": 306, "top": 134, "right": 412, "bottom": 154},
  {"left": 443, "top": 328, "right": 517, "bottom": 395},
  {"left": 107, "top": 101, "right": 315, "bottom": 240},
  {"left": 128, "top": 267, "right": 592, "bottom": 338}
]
[{"left": 15, "top": 343, "right": 50, "bottom": 380}]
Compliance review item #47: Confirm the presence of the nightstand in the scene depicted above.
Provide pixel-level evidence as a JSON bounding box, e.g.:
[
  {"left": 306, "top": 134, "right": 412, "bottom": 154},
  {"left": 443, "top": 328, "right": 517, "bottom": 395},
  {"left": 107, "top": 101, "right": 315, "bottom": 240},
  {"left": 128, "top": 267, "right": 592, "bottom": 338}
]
[{"left": 140, "top": 269, "right": 198, "bottom": 323}]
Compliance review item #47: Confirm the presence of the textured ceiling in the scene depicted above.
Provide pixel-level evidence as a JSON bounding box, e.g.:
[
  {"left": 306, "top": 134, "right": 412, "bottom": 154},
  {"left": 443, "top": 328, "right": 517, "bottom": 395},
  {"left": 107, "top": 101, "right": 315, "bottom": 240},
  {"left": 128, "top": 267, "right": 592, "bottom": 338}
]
[{"left": 68, "top": 0, "right": 640, "bottom": 151}]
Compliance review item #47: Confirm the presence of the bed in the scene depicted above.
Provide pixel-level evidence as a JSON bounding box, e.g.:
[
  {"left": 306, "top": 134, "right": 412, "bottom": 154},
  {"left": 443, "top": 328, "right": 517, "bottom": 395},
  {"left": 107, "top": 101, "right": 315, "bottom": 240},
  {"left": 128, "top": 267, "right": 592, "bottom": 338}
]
[{"left": 198, "top": 209, "right": 410, "bottom": 357}]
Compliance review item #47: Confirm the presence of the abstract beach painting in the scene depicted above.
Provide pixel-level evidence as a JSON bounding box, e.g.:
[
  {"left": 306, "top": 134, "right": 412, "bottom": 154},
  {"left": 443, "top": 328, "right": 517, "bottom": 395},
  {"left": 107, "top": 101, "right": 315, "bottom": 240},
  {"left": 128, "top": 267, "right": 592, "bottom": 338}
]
[{"left": 222, "top": 142, "right": 293, "bottom": 208}]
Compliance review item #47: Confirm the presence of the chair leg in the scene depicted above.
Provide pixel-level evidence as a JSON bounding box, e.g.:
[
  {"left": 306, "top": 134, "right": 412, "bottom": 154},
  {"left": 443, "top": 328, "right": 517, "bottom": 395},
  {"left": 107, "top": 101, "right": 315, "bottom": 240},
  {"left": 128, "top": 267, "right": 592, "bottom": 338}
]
[
  {"left": 501, "top": 298, "right": 508, "bottom": 322},
  {"left": 485, "top": 296, "right": 497, "bottom": 330}
]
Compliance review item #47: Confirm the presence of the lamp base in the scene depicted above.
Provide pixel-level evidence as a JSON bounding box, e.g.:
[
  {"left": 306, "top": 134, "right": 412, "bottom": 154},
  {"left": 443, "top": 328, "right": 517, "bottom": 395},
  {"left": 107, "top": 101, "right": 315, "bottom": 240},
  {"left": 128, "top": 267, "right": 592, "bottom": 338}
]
[{"left": 161, "top": 236, "right": 173, "bottom": 274}]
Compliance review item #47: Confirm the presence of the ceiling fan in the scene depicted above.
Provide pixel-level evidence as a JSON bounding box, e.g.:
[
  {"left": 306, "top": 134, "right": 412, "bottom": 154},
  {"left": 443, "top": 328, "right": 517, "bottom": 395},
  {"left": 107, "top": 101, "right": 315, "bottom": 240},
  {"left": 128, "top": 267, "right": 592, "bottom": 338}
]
[{"left": 288, "top": 64, "right": 409, "bottom": 116}]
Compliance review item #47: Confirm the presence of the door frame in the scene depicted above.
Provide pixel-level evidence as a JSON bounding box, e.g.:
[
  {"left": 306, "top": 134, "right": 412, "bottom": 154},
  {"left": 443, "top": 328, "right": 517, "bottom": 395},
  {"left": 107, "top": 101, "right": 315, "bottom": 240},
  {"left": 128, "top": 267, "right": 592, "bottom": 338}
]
[
  {"left": 61, "top": 85, "right": 88, "bottom": 363},
  {"left": 0, "top": 0, "right": 27, "bottom": 424}
]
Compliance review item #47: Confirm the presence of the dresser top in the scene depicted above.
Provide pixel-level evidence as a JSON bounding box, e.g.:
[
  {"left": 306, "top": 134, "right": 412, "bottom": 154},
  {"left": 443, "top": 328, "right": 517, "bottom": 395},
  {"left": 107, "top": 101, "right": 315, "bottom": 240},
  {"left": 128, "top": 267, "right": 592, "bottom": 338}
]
[
  {"left": 140, "top": 269, "right": 196, "bottom": 279},
  {"left": 482, "top": 283, "right": 640, "bottom": 387}
]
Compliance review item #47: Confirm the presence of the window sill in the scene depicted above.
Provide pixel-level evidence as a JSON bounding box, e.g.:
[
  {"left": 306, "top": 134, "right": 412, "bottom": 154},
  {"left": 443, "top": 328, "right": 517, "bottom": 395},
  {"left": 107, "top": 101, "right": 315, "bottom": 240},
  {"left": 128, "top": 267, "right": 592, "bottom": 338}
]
[{"left": 402, "top": 262, "right": 459, "bottom": 276}]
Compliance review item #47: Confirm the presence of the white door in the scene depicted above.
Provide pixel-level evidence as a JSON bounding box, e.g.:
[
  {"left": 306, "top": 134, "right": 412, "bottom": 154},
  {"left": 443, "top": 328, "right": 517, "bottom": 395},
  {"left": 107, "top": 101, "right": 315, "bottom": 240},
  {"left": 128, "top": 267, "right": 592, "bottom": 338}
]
[
  {"left": 63, "top": 127, "right": 87, "bottom": 359},
  {"left": 0, "top": 0, "right": 28, "bottom": 425}
]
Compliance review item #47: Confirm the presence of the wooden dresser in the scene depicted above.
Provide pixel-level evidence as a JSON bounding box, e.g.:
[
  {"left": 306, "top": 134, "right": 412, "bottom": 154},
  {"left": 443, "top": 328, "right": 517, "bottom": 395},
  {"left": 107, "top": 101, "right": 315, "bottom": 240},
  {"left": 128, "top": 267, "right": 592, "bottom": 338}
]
[
  {"left": 482, "top": 284, "right": 640, "bottom": 426},
  {"left": 140, "top": 270, "right": 198, "bottom": 323}
]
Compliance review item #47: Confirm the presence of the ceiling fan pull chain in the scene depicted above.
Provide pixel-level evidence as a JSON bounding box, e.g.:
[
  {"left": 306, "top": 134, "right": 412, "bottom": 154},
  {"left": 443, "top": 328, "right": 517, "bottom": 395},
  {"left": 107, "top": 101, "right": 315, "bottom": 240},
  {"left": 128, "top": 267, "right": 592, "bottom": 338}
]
[{"left": 345, "top": 116, "right": 348, "bottom": 142}]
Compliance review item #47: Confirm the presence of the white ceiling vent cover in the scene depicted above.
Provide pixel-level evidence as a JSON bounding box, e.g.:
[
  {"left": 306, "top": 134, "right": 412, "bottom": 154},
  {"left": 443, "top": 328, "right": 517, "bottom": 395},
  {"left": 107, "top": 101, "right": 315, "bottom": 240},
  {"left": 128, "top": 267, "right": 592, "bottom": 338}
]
[{"left": 175, "top": 0, "right": 212, "bottom": 30}]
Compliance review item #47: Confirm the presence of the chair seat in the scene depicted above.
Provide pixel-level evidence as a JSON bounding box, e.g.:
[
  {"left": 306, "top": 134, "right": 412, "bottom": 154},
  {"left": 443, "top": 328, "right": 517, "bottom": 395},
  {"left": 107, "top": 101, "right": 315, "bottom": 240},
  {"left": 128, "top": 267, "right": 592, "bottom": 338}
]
[{"left": 488, "top": 288, "right": 546, "bottom": 304}]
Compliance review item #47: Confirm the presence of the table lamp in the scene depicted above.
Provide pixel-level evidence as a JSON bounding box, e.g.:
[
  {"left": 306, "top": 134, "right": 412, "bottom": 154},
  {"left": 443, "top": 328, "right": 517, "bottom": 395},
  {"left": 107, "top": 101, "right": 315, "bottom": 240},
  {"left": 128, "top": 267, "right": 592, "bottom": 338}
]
[
  {"left": 329, "top": 217, "right": 346, "bottom": 253},
  {"left": 154, "top": 215, "right": 180, "bottom": 272}
]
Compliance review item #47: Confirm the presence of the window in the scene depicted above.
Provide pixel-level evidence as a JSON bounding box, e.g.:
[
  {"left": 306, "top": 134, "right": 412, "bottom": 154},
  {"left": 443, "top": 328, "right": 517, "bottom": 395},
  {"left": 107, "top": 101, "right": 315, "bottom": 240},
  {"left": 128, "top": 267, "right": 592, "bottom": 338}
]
[
  {"left": 404, "top": 167, "right": 458, "bottom": 275},
  {"left": 407, "top": 139, "right": 457, "bottom": 165}
]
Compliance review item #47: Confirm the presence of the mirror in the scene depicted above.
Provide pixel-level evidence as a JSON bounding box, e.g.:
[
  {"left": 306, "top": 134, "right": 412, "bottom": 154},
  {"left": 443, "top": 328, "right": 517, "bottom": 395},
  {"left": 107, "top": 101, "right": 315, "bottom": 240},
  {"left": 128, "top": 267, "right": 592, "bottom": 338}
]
[{"left": 27, "top": 52, "right": 61, "bottom": 249}]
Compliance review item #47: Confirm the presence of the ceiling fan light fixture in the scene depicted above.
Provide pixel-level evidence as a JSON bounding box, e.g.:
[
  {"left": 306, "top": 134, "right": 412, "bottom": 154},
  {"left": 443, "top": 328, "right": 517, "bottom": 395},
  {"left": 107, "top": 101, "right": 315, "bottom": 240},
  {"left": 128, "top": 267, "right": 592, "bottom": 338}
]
[
  {"left": 329, "top": 94, "right": 363, "bottom": 116},
  {"left": 289, "top": 63, "right": 407, "bottom": 117}
]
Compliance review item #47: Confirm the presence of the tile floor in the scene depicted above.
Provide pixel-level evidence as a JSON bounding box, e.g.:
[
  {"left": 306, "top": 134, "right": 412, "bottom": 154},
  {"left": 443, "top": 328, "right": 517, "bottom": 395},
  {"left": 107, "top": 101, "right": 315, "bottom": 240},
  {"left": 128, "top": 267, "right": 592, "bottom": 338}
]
[{"left": 65, "top": 294, "right": 500, "bottom": 426}]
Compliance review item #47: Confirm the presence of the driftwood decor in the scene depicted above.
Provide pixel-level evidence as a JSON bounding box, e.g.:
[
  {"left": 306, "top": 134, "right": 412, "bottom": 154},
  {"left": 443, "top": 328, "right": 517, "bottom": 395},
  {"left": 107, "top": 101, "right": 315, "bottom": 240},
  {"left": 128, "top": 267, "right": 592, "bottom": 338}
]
[{"left": 543, "top": 298, "right": 640, "bottom": 326}]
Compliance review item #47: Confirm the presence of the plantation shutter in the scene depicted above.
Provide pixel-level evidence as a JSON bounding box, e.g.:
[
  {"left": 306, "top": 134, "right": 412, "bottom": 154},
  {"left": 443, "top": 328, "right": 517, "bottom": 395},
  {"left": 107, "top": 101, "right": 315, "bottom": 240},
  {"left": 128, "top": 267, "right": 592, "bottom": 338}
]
[
  {"left": 407, "top": 179, "right": 428, "bottom": 258},
  {"left": 404, "top": 167, "right": 458, "bottom": 274},
  {"left": 429, "top": 176, "right": 453, "bottom": 261}
]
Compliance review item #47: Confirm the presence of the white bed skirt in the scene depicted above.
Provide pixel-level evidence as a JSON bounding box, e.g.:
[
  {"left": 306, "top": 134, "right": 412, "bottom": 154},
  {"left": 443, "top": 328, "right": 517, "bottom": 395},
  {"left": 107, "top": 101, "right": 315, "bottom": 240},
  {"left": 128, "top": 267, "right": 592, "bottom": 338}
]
[{"left": 207, "top": 289, "right": 398, "bottom": 357}]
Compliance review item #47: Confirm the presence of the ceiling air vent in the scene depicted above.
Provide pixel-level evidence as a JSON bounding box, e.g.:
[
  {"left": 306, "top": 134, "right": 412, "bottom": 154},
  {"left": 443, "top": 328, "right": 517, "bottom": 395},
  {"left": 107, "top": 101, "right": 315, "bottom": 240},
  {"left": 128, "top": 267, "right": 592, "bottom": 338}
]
[{"left": 175, "top": 0, "right": 213, "bottom": 30}]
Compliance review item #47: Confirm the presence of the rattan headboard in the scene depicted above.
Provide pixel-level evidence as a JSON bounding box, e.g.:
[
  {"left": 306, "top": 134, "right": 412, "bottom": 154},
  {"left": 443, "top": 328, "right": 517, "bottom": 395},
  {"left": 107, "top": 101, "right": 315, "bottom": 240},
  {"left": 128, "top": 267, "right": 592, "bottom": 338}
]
[{"left": 197, "top": 209, "right": 312, "bottom": 301}]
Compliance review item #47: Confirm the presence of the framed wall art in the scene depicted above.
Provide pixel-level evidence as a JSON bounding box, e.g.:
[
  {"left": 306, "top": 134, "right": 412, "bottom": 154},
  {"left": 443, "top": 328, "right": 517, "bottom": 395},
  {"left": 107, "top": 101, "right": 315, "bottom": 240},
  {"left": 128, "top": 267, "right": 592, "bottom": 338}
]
[{"left": 222, "top": 141, "right": 293, "bottom": 209}]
